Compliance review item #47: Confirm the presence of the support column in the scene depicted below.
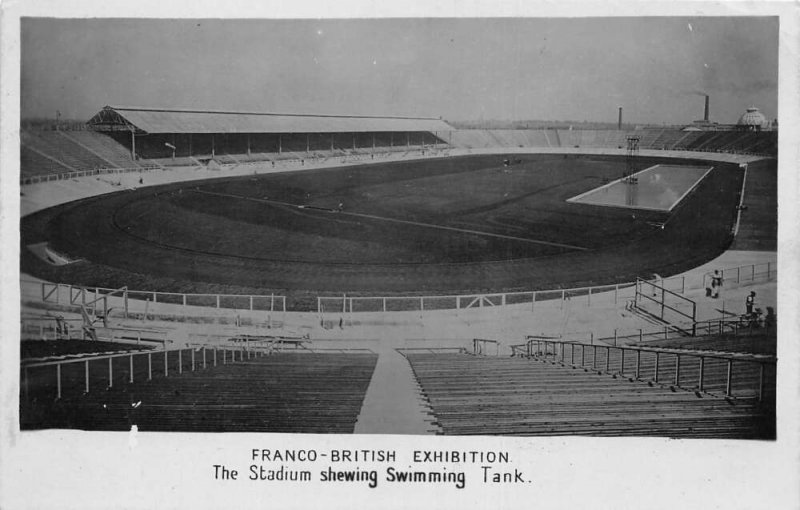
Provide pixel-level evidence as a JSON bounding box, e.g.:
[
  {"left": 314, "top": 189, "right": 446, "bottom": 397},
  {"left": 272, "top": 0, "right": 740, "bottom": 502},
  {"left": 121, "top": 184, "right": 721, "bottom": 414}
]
[{"left": 130, "top": 130, "right": 136, "bottom": 160}]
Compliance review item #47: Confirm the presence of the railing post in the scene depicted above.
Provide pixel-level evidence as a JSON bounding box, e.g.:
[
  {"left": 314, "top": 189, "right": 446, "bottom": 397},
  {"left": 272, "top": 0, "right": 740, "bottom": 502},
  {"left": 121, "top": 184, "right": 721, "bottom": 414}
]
[
  {"left": 570, "top": 343, "right": 574, "bottom": 365},
  {"left": 203, "top": 347, "right": 207, "bottom": 369},
  {"left": 85, "top": 360, "right": 90, "bottom": 393},
  {"left": 654, "top": 352, "right": 660, "bottom": 383},
  {"left": 698, "top": 356, "right": 705, "bottom": 392},
  {"left": 223, "top": 349, "right": 226, "bottom": 365},
  {"left": 593, "top": 345, "right": 597, "bottom": 369},
  {"left": 191, "top": 348, "right": 196, "bottom": 371},
  {"left": 635, "top": 350, "right": 640, "bottom": 379},
  {"left": 164, "top": 350, "right": 169, "bottom": 377},
  {"left": 605, "top": 347, "right": 610, "bottom": 373},
  {"left": 674, "top": 354, "right": 680, "bottom": 386},
  {"left": 620, "top": 348, "right": 625, "bottom": 376},
  {"left": 56, "top": 364, "right": 62, "bottom": 400},
  {"left": 108, "top": 357, "right": 113, "bottom": 388},
  {"left": 725, "top": 360, "right": 733, "bottom": 397},
  {"left": 178, "top": 349, "right": 183, "bottom": 374},
  {"left": 213, "top": 348, "right": 217, "bottom": 367},
  {"left": 148, "top": 353, "right": 152, "bottom": 380},
  {"left": 129, "top": 354, "right": 134, "bottom": 383}
]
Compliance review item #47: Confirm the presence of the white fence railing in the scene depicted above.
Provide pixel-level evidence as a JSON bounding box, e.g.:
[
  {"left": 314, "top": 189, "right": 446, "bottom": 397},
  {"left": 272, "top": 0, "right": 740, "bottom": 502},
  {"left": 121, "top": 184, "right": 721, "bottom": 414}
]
[
  {"left": 20, "top": 165, "right": 162, "bottom": 186},
  {"left": 21, "top": 262, "right": 774, "bottom": 319},
  {"left": 22, "top": 279, "right": 288, "bottom": 319}
]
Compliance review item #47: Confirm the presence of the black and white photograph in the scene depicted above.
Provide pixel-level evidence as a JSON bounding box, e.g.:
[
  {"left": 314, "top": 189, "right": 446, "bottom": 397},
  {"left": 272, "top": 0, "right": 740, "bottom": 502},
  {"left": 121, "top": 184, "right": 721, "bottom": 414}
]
[{"left": 1, "top": 1, "right": 798, "bottom": 508}]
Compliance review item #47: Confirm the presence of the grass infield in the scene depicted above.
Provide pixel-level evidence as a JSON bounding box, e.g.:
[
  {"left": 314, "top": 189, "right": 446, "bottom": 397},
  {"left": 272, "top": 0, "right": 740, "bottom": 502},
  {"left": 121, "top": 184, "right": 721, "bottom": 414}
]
[{"left": 21, "top": 154, "right": 746, "bottom": 309}]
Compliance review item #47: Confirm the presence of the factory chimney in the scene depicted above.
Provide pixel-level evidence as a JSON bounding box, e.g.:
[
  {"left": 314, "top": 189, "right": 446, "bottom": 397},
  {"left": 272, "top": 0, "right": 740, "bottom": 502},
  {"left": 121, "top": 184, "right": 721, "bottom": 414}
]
[
  {"left": 704, "top": 95, "right": 710, "bottom": 122},
  {"left": 618, "top": 107, "right": 623, "bottom": 130}
]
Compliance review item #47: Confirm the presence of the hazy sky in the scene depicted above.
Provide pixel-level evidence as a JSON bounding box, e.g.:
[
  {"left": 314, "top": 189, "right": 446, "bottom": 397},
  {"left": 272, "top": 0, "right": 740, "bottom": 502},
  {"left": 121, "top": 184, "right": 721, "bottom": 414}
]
[{"left": 21, "top": 17, "right": 778, "bottom": 125}]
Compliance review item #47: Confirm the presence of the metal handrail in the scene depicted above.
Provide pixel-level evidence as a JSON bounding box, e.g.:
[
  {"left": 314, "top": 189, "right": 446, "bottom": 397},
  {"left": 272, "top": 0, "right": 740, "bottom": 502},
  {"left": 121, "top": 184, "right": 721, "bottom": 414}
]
[
  {"left": 20, "top": 342, "right": 272, "bottom": 401},
  {"left": 524, "top": 337, "right": 775, "bottom": 401}
]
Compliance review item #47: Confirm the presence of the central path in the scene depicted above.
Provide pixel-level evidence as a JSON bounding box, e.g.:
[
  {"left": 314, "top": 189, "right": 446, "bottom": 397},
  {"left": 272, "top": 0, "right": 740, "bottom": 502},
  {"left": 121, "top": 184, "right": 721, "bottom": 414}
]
[{"left": 354, "top": 342, "right": 438, "bottom": 435}]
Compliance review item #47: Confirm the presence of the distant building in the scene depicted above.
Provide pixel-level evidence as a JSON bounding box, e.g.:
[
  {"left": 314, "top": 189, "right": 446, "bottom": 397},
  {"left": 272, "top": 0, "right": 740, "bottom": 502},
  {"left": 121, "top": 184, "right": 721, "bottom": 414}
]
[{"left": 736, "top": 107, "right": 770, "bottom": 131}]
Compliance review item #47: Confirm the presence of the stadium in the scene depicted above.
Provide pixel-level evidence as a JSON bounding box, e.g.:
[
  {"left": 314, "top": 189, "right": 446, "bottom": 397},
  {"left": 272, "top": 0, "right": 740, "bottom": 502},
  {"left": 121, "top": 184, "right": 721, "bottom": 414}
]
[{"left": 17, "top": 18, "right": 778, "bottom": 439}]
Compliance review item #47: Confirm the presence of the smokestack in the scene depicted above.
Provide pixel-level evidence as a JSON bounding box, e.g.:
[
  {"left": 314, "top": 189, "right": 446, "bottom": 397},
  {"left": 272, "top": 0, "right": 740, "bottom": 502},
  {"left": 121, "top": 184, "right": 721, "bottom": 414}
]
[
  {"left": 618, "top": 107, "right": 623, "bottom": 130},
  {"left": 704, "top": 95, "right": 709, "bottom": 122}
]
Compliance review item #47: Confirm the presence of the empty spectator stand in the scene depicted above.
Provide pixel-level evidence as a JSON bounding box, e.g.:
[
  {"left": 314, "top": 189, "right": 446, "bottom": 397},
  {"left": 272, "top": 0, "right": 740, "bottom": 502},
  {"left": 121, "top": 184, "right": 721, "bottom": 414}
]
[
  {"left": 85, "top": 105, "right": 452, "bottom": 166},
  {"left": 402, "top": 349, "right": 773, "bottom": 438},
  {"left": 21, "top": 131, "right": 113, "bottom": 171},
  {"left": 21, "top": 348, "right": 378, "bottom": 433}
]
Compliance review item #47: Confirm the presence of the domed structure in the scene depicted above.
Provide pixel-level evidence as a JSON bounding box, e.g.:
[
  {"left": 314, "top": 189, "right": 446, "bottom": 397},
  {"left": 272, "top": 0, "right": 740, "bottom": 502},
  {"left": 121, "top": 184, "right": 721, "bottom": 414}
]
[{"left": 737, "top": 107, "right": 768, "bottom": 130}]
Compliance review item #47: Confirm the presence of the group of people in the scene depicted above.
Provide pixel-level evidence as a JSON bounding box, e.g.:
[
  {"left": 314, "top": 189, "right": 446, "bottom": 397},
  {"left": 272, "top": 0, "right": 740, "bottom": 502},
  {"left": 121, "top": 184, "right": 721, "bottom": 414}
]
[{"left": 707, "top": 270, "right": 766, "bottom": 326}]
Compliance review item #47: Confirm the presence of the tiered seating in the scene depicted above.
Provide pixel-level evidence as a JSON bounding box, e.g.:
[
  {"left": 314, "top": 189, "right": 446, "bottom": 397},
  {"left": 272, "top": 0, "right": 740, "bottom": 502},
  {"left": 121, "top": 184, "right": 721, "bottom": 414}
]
[
  {"left": 21, "top": 350, "right": 378, "bottom": 433},
  {"left": 641, "top": 331, "right": 775, "bottom": 355},
  {"left": 20, "top": 146, "right": 73, "bottom": 176},
  {"left": 602, "top": 130, "right": 629, "bottom": 148},
  {"left": 713, "top": 132, "right": 753, "bottom": 152},
  {"left": 21, "top": 131, "right": 110, "bottom": 171},
  {"left": 557, "top": 129, "right": 579, "bottom": 147},
  {"left": 404, "top": 352, "right": 773, "bottom": 437},
  {"left": 447, "top": 130, "right": 499, "bottom": 148},
  {"left": 672, "top": 131, "right": 704, "bottom": 150},
  {"left": 636, "top": 129, "right": 664, "bottom": 148},
  {"left": 61, "top": 131, "right": 140, "bottom": 168},
  {"left": 646, "top": 129, "right": 686, "bottom": 150}
]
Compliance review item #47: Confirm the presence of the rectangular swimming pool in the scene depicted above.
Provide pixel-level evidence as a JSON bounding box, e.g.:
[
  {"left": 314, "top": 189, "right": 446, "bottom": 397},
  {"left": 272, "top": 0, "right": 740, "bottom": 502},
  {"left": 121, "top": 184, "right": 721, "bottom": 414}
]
[{"left": 567, "top": 164, "right": 714, "bottom": 211}]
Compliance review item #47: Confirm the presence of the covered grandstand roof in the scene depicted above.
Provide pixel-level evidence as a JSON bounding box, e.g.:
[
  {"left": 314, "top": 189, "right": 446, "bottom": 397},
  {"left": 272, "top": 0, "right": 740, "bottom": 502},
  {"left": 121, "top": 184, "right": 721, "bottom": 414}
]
[{"left": 88, "top": 106, "right": 454, "bottom": 134}]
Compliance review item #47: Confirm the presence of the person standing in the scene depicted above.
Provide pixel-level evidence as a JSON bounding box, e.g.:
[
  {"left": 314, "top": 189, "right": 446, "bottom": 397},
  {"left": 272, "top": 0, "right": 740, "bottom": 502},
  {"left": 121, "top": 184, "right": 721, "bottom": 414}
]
[
  {"left": 710, "top": 270, "right": 723, "bottom": 298},
  {"left": 745, "top": 291, "right": 756, "bottom": 316}
]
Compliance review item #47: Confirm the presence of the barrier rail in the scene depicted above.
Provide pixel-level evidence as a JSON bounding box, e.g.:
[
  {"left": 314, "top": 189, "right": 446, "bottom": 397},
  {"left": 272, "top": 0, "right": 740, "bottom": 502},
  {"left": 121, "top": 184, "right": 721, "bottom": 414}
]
[
  {"left": 23, "top": 260, "right": 774, "bottom": 317},
  {"left": 24, "top": 279, "right": 288, "bottom": 319},
  {"left": 21, "top": 343, "right": 270, "bottom": 402},
  {"left": 634, "top": 278, "right": 697, "bottom": 336},
  {"left": 20, "top": 165, "right": 162, "bottom": 186},
  {"left": 472, "top": 338, "right": 500, "bottom": 356},
  {"left": 551, "top": 310, "right": 773, "bottom": 348},
  {"left": 524, "top": 337, "right": 775, "bottom": 401}
]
